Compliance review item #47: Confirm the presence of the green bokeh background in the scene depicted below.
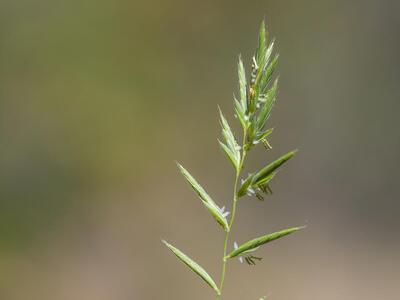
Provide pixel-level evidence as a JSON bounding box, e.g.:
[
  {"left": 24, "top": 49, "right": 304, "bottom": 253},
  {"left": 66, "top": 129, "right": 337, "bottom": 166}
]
[{"left": 1, "top": 0, "right": 399, "bottom": 299}]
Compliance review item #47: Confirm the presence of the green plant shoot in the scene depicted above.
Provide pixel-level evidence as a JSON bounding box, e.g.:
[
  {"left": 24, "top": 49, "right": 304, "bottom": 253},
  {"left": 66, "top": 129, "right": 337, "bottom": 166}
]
[{"left": 163, "top": 20, "right": 304, "bottom": 299}]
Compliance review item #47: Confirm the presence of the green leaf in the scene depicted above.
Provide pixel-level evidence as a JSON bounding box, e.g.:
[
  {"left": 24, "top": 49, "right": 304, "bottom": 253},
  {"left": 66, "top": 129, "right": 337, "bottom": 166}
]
[
  {"left": 238, "top": 56, "right": 247, "bottom": 113},
  {"left": 234, "top": 96, "right": 248, "bottom": 130},
  {"left": 260, "top": 54, "right": 279, "bottom": 94},
  {"left": 255, "top": 172, "right": 275, "bottom": 186},
  {"left": 237, "top": 173, "right": 255, "bottom": 197},
  {"left": 218, "top": 140, "right": 239, "bottom": 171},
  {"left": 256, "top": 40, "right": 275, "bottom": 86},
  {"left": 219, "top": 108, "right": 240, "bottom": 152},
  {"left": 177, "top": 163, "right": 229, "bottom": 231},
  {"left": 252, "top": 150, "right": 297, "bottom": 185},
  {"left": 226, "top": 227, "right": 303, "bottom": 258},
  {"left": 202, "top": 201, "right": 229, "bottom": 230},
  {"left": 256, "top": 128, "right": 274, "bottom": 142},
  {"left": 256, "top": 20, "right": 267, "bottom": 67},
  {"left": 237, "top": 171, "right": 275, "bottom": 199},
  {"left": 263, "top": 39, "right": 275, "bottom": 69},
  {"left": 162, "top": 240, "right": 221, "bottom": 295},
  {"left": 255, "top": 19, "right": 274, "bottom": 87},
  {"left": 177, "top": 163, "right": 212, "bottom": 203},
  {"left": 256, "top": 80, "right": 278, "bottom": 131},
  {"left": 218, "top": 108, "right": 240, "bottom": 170}
]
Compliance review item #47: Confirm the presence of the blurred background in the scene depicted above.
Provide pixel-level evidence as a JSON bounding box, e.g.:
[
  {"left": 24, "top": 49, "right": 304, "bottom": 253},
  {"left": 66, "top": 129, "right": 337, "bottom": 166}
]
[{"left": 1, "top": 0, "right": 399, "bottom": 299}]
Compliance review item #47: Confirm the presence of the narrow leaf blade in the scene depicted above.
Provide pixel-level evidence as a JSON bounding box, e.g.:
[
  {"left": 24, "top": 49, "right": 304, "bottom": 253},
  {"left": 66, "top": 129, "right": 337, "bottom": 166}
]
[
  {"left": 218, "top": 140, "right": 239, "bottom": 171},
  {"left": 163, "top": 240, "right": 221, "bottom": 295},
  {"left": 256, "top": 20, "right": 267, "bottom": 66},
  {"left": 257, "top": 128, "right": 274, "bottom": 141},
  {"left": 234, "top": 97, "right": 247, "bottom": 130},
  {"left": 238, "top": 56, "right": 247, "bottom": 112},
  {"left": 237, "top": 173, "right": 255, "bottom": 197},
  {"left": 260, "top": 54, "right": 279, "bottom": 94},
  {"left": 263, "top": 39, "right": 275, "bottom": 70},
  {"left": 177, "top": 163, "right": 214, "bottom": 205},
  {"left": 253, "top": 150, "right": 297, "bottom": 185},
  {"left": 255, "top": 172, "right": 275, "bottom": 186},
  {"left": 227, "top": 227, "right": 303, "bottom": 258},
  {"left": 202, "top": 200, "right": 229, "bottom": 231},
  {"left": 256, "top": 79, "right": 278, "bottom": 131},
  {"left": 219, "top": 109, "right": 240, "bottom": 169},
  {"left": 177, "top": 163, "right": 229, "bottom": 231}
]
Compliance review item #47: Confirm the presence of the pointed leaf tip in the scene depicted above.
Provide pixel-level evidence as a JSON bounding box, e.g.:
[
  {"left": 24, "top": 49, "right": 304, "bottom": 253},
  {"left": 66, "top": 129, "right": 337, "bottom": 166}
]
[
  {"left": 218, "top": 109, "right": 240, "bottom": 171},
  {"left": 226, "top": 226, "right": 303, "bottom": 258},
  {"left": 218, "top": 140, "right": 239, "bottom": 171},
  {"left": 238, "top": 56, "right": 247, "bottom": 112},
  {"left": 237, "top": 150, "right": 297, "bottom": 198},
  {"left": 163, "top": 240, "right": 220, "bottom": 294},
  {"left": 252, "top": 150, "right": 297, "bottom": 185},
  {"left": 177, "top": 163, "right": 229, "bottom": 231}
]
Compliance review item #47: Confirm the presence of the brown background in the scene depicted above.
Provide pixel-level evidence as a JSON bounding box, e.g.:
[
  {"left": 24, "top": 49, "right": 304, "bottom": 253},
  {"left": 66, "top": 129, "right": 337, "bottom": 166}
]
[{"left": 1, "top": 0, "right": 399, "bottom": 299}]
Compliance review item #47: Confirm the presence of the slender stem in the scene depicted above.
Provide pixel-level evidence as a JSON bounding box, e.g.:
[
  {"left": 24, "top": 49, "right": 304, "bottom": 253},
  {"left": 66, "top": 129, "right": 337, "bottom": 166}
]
[{"left": 217, "top": 132, "right": 247, "bottom": 299}]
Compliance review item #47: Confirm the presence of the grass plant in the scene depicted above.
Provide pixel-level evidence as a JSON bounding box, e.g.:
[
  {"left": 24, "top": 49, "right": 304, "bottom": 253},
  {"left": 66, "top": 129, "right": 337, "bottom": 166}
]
[{"left": 163, "top": 20, "right": 303, "bottom": 299}]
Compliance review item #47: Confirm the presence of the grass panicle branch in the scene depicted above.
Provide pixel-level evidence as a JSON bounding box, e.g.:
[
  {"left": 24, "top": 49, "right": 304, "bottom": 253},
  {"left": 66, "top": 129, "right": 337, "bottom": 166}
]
[{"left": 163, "top": 20, "right": 303, "bottom": 299}]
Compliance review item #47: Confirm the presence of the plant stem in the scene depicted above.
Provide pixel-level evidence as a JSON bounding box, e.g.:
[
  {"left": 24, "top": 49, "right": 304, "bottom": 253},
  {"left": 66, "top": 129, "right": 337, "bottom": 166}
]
[{"left": 217, "top": 132, "right": 247, "bottom": 299}]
